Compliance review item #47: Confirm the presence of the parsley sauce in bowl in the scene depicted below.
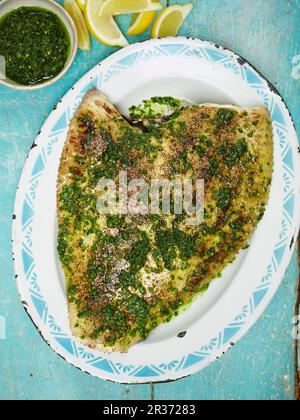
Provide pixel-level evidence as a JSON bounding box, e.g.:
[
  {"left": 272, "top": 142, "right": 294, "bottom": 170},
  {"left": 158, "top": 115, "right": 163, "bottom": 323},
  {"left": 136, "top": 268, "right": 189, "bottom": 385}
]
[{"left": 0, "top": 0, "right": 78, "bottom": 90}]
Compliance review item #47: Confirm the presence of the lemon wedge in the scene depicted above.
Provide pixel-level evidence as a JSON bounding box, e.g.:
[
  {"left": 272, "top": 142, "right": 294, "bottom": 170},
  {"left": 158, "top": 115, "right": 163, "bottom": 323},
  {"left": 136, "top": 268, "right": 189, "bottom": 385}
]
[
  {"left": 85, "top": 0, "right": 128, "bottom": 47},
  {"left": 151, "top": 3, "right": 193, "bottom": 38},
  {"left": 64, "top": 0, "right": 91, "bottom": 51},
  {"left": 127, "top": 2, "right": 157, "bottom": 36},
  {"left": 99, "top": 0, "right": 163, "bottom": 16},
  {"left": 76, "top": 0, "right": 86, "bottom": 12}
]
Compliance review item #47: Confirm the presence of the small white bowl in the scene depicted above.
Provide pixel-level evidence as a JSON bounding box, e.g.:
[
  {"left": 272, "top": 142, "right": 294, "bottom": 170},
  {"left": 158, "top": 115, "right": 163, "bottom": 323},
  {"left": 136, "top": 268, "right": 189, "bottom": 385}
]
[{"left": 0, "top": 0, "right": 78, "bottom": 90}]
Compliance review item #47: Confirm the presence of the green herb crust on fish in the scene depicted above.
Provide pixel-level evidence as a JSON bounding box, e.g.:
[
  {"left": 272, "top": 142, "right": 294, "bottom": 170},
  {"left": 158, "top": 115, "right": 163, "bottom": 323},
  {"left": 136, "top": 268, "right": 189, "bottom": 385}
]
[{"left": 57, "top": 89, "right": 273, "bottom": 352}]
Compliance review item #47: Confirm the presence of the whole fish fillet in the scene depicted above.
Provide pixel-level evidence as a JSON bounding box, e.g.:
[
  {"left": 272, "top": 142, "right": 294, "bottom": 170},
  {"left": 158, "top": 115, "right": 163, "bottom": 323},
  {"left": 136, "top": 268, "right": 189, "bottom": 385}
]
[{"left": 57, "top": 89, "right": 273, "bottom": 352}]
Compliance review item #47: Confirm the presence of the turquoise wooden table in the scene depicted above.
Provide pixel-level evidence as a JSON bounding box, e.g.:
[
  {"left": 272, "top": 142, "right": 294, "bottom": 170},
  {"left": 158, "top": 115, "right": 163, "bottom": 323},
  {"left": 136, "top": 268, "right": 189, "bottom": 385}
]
[{"left": 0, "top": 0, "right": 299, "bottom": 400}]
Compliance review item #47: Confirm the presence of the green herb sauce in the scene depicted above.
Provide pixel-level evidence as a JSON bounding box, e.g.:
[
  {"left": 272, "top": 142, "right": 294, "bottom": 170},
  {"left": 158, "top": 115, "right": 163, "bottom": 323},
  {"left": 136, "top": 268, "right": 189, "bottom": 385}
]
[
  {"left": 129, "top": 97, "right": 182, "bottom": 121},
  {"left": 215, "top": 108, "right": 236, "bottom": 131},
  {"left": 0, "top": 7, "right": 70, "bottom": 85}
]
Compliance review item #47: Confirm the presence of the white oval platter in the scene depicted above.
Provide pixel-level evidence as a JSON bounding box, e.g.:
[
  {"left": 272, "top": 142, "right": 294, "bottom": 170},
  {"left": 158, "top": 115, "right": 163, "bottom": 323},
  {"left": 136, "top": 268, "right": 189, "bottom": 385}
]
[{"left": 13, "top": 38, "right": 300, "bottom": 383}]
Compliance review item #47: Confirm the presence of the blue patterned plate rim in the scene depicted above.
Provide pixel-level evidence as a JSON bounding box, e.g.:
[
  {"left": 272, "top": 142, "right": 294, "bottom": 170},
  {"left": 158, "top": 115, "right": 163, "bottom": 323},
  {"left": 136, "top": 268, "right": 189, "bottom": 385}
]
[{"left": 12, "top": 37, "right": 300, "bottom": 383}]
